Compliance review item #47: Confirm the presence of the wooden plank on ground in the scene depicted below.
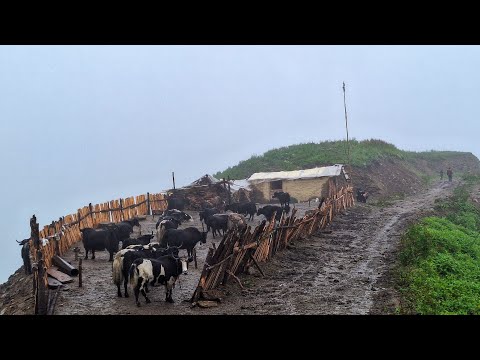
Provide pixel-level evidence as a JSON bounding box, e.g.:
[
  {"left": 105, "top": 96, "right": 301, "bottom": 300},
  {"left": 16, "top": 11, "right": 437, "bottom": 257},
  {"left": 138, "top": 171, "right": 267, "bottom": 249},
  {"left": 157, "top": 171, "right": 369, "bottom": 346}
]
[
  {"left": 47, "top": 267, "right": 73, "bottom": 283},
  {"left": 47, "top": 276, "right": 63, "bottom": 289}
]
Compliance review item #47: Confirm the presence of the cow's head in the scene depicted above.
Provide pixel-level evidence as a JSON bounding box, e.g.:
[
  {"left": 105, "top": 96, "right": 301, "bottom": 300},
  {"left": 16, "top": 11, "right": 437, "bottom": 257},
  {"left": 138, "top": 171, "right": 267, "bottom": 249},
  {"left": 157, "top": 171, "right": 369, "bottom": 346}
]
[
  {"left": 200, "top": 231, "right": 208, "bottom": 244},
  {"left": 131, "top": 218, "right": 141, "bottom": 227},
  {"left": 172, "top": 252, "right": 189, "bottom": 275},
  {"left": 181, "top": 212, "right": 193, "bottom": 222},
  {"left": 256, "top": 208, "right": 264, "bottom": 216}
]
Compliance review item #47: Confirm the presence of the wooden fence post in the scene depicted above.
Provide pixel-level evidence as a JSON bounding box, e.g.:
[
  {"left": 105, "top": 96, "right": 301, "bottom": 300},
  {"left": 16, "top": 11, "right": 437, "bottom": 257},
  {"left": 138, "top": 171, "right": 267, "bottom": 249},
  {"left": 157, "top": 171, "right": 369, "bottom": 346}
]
[
  {"left": 31, "top": 215, "right": 47, "bottom": 315},
  {"left": 88, "top": 203, "right": 94, "bottom": 227},
  {"left": 119, "top": 198, "right": 124, "bottom": 222},
  {"left": 146, "top": 192, "right": 151, "bottom": 216},
  {"left": 78, "top": 258, "right": 82, "bottom": 287}
]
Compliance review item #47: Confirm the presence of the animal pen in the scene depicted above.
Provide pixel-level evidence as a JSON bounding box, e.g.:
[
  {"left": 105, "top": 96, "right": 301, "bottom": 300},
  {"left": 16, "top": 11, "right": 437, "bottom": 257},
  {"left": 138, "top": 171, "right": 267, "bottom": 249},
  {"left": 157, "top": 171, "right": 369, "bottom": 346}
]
[
  {"left": 26, "top": 178, "right": 355, "bottom": 314},
  {"left": 27, "top": 191, "right": 169, "bottom": 314}
]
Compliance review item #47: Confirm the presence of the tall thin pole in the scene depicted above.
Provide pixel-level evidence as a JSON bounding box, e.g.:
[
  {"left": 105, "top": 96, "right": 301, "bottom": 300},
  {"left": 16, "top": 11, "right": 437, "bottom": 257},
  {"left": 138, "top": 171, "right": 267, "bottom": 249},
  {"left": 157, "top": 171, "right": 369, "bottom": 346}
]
[
  {"left": 172, "top": 172, "right": 176, "bottom": 190},
  {"left": 343, "top": 81, "right": 350, "bottom": 164}
]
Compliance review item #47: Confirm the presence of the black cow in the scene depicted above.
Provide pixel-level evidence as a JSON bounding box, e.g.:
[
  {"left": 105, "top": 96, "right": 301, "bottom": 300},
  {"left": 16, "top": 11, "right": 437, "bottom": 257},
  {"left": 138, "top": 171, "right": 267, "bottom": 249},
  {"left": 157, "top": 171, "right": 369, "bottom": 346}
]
[
  {"left": 161, "top": 227, "right": 207, "bottom": 258},
  {"left": 155, "top": 210, "right": 192, "bottom": 229},
  {"left": 356, "top": 189, "right": 368, "bottom": 203},
  {"left": 80, "top": 228, "right": 119, "bottom": 261},
  {"left": 226, "top": 202, "right": 256, "bottom": 221},
  {"left": 167, "top": 196, "right": 186, "bottom": 211},
  {"left": 113, "top": 245, "right": 177, "bottom": 298},
  {"left": 122, "top": 218, "right": 141, "bottom": 229},
  {"left": 257, "top": 205, "right": 289, "bottom": 222},
  {"left": 129, "top": 250, "right": 191, "bottom": 306},
  {"left": 199, "top": 207, "right": 219, "bottom": 230},
  {"left": 17, "top": 238, "right": 32, "bottom": 275},
  {"left": 97, "top": 222, "right": 134, "bottom": 244},
  {"left": 205, "top": 214, "right": 229, "bottom": 238},
  {"left": 121, "top": 233, "right": 155, "bottom": 249},
  {"left": 272, "top": 191, "right": 290, "bottom": 207}
]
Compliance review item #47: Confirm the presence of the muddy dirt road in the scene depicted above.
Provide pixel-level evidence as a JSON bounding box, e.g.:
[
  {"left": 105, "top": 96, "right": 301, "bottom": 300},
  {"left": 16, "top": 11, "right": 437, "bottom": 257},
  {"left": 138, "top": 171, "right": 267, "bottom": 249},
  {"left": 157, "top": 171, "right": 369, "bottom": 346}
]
[{"left": 55, "top": 180, "right": 457, "bottom": 315}]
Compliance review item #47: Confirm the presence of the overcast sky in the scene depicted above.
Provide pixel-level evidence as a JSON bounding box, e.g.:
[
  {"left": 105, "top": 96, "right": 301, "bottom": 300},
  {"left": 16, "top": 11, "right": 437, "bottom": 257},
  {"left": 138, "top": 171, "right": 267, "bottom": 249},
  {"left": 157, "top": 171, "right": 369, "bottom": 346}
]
[{"left": 1, "top": 45, "right": 479, "bottom": 283}]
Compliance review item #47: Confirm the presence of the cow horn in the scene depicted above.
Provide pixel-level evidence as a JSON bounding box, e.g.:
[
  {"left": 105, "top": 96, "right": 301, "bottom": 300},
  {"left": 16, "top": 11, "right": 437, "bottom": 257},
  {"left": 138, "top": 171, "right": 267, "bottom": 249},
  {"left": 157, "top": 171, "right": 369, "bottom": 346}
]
[{"left": 16, "top": 239, "right": 21, "bottom": 243}]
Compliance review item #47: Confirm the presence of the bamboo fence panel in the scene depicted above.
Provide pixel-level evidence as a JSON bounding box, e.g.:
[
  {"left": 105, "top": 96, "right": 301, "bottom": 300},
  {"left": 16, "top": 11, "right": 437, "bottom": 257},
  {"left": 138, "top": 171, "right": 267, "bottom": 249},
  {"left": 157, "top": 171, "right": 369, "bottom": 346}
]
[
  {"left": 150, "top": 193, "right": 168, "bottom": 213},
  {"left": 136, "top": 195, "right": 148, "bottom": 216},
  {"left": 191, "top": 185, "right": 356, "bottom": 304}
]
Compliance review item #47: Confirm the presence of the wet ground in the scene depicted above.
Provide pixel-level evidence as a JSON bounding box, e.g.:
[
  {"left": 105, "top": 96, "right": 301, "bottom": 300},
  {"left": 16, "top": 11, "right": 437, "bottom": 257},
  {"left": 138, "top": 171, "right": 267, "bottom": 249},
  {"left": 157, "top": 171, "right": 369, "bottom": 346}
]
[{"left": 55, "top": 181, "right": 457, "bottom": 315}]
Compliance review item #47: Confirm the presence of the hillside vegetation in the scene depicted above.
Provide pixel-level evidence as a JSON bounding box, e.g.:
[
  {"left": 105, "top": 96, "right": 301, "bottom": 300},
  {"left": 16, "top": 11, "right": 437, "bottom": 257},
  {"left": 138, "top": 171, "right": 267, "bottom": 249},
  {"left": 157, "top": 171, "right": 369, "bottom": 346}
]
[
  {"left": 214, "top": 139, "right": 469, "bottom": 180},
  {"left": 397, "top": 175, "right": 480, "bottom": 314}
]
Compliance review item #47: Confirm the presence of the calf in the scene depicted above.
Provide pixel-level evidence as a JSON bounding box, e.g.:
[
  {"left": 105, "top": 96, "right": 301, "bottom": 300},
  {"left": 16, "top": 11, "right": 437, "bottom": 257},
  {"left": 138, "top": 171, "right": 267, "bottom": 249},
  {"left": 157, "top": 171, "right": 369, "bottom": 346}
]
[
  {"left": 129, "top": 251, "right": 191, "bottom": 306},
  {"left": 272, "top": 191, "right": 290, "bottom": 207},
  {"left": 121, "top": 233, "right": 155, "bottom": 249},
  {"left": 80, "top": 227, "right": 119, "bottom": 261},
  {"left": 161, "top": 227, "right": 207, "bottom": 258}
]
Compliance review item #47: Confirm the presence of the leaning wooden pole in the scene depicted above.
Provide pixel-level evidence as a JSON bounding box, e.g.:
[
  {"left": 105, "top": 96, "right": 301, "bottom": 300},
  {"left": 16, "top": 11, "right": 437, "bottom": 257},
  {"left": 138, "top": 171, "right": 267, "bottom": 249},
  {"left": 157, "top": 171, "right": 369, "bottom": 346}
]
[{"left": 31, "top": 215, "right": 47, "bottom": 315}]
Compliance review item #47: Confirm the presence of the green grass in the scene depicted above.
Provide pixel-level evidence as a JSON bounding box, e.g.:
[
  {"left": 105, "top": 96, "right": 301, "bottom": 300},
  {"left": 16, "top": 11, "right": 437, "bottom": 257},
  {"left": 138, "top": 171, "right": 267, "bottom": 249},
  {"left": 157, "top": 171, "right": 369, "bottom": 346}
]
[
  {"left": 214, "top": 139, "right": 468, "bottom": 179},
  {"left": 397, "top": 183, "right": 480, "bottom": 314}
]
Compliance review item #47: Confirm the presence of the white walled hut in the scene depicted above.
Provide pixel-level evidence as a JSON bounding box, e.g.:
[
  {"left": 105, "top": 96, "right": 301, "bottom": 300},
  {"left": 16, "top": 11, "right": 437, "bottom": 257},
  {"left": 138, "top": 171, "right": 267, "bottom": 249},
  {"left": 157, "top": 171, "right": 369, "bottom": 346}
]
[{"left": 247, "top": 164, "right": 350, "bottom": 202}]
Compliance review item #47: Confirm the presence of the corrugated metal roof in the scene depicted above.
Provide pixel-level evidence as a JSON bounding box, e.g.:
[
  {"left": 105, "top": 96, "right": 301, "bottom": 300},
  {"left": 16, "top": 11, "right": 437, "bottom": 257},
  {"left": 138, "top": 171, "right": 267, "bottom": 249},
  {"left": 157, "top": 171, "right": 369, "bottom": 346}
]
[{"left": 248, "top": 164, "right": 344, "bottom": 182}]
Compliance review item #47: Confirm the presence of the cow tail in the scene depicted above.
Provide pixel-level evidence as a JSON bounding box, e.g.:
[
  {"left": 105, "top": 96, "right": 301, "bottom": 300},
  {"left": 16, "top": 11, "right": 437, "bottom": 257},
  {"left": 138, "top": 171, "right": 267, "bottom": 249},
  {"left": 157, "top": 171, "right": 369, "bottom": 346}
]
[
  {"left": 129, "top": 262, "right": 139, "bottom": 287},
  {"left": 112, "top": 255, "right": 123, "bottom": 285}
]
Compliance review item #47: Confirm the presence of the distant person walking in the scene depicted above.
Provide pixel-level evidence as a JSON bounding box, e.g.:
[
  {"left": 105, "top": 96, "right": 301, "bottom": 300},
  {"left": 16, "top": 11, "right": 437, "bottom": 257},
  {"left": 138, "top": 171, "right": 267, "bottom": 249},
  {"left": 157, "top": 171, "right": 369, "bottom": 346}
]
[
  {"left": 447, "top": 167, "right": 453, "bottom": 182},
  {"left": 440, "top": 169, "right": 444, "bottom": 180}
]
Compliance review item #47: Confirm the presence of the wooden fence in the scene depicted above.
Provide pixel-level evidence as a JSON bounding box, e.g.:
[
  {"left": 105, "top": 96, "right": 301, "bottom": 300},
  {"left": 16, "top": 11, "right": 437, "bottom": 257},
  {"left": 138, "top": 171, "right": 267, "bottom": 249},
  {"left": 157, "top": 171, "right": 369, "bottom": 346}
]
[
  {"left": 30, "top": 192, "right": 168, "bottom": 271},
  {"left": 191, "top": 185, "right": 355, "bottom": 305}
]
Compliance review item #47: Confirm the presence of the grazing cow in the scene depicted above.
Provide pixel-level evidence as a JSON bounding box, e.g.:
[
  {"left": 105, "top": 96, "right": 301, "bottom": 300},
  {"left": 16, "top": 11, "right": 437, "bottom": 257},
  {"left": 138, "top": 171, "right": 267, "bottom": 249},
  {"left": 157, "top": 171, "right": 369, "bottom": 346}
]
[
  {"left": 225, "top": 202, "right": 256, "bottom": 221},
  {"left": 80, "top": 227, "right": 119, "bottom": 261},
  {"left": 161, "top": 227, "right": 207, "bottom": 258},
  {"left": 227, "top": 213, "right": 247, "bottom": 233},
  {"left": 356, "top": 189, "right": 368, "bottom": 203},
  {"left": 121, "top": 233, "right": 155, "bottom": 249},
  {"left": 129, "top": 250, "right": 191, "bottom": 306},
  {"left": 17, "top": 238, "right": 32, "bottom": 275},
  {"left": 257, "top": 205, "right": 289, "bottom": 222},
  {"left": 113, "top": 245, "right": 177, "bottom": 298},
  {"left": 204, "top": 214, "right": 229, "bottom": 238},
  {"left": 156, "top": 219, "right": 180, "bottom": 243}
]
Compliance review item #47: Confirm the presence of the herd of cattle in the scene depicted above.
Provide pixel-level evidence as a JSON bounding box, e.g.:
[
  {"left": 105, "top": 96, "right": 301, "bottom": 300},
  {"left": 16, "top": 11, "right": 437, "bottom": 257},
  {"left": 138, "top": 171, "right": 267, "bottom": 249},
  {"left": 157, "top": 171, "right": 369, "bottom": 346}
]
[{"left": 18, "top": 191, "right": 293, "bottom": 307}]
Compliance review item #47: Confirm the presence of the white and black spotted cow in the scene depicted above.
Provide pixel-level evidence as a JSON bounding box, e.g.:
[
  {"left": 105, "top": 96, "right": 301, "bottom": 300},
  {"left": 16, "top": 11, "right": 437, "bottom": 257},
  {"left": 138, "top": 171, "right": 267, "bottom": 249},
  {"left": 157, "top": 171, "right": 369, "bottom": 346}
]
[{"left": 128, "top": 251, "right": 191, "bottom": 306}]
